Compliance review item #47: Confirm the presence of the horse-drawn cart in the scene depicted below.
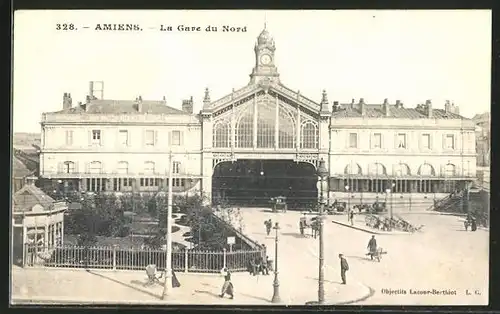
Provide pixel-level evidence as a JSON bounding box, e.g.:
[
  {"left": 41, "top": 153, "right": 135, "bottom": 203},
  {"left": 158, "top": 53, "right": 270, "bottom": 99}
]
[{"left": 271, "top": 196, "right": 288, "bottom": 213}]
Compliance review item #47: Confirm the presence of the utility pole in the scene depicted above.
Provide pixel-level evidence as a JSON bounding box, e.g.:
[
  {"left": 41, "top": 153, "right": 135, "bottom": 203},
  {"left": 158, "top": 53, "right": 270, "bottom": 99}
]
[{"left": 162, "top": 151, "right": 173, "bottom": 299}]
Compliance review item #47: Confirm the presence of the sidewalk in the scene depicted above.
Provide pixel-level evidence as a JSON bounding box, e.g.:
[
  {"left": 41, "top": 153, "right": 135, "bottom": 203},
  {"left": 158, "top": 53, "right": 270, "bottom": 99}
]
[
  {"left": 11, "top": 266, "right": 371, "bottom": 305},
  {"left": 330, "top": 215, "right": 410, "bottom": 235}
]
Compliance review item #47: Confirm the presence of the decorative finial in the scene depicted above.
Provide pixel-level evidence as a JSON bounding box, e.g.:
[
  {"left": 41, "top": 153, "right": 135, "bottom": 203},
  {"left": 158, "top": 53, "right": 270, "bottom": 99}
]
[
  {"left": 204, "top": 87, "right": 210, "bottom": 103},
  {"left": 321, "top": 90, "right": 328, "bottom": 104},
  {"left": 264, "top": 13, "right": 267, "bottom": 29}
]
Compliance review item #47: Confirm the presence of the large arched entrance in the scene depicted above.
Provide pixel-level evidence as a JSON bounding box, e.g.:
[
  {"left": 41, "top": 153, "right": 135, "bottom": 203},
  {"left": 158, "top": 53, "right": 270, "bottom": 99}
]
[{"left": 212, "top": 159, "right": 317, "bottom": 209}]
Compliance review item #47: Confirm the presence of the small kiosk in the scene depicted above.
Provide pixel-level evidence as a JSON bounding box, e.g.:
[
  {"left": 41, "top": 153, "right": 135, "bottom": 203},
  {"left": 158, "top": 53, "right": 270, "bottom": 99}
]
[{"left": 12, "top": 177, "right": 67, "bottom": 266}]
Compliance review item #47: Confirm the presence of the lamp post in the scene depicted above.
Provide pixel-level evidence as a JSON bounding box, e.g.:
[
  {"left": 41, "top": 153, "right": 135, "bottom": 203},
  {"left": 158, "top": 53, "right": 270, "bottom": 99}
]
[
  {"left": 391, "top": 182, "right": 395, "bottom": 219},
  {"left": 316, "top": 159, "right": 329, "bottom": 304},
  {"left": 271, "top": 222, "right": 281, "bottom": 303},
  {"left": 162, "top": 151, "right": 174, "bottom": 300},
  {"left": 345, "top": 185, "right": 350, "bottom": 222},
  {"left": 385, "top": 182, "right": 395, "bottom": 221}
]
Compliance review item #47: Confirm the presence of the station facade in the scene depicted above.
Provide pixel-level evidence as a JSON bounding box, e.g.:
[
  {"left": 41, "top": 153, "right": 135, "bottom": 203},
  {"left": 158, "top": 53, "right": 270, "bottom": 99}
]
[{"left": 39, "top": 26, "right": 477, "bottom": 208}]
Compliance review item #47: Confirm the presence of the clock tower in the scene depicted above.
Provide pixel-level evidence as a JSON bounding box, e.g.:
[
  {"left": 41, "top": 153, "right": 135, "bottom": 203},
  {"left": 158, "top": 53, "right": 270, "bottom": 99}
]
[{"left": 249, "top": 24, "right": 280, "bottom": 85}]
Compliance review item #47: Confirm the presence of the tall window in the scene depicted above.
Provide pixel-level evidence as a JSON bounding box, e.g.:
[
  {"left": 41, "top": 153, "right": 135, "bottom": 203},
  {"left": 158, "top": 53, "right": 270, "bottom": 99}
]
[
  {"left": 173, "top": 161, "right": 180, "bottom": 174},
  {"left": 301, "top": 121, "right": 318, "bottom": 149},
  {"left": 65, "top": 130, "right": 73, "bottom": 146},
  {"left": 63, "top": 161, "right": 75, "bottom": 173},
  {"left": 145, "top": 130, "right": 155, "bottom": 146},
  {"left": 397, "top": 133, "right": 407, "bottom": 149},
  {"left": 444, "top": 164, "right": 456, "bottom": 177},
  {"left": 278, "top": 105, "right": 295, "bottom": 149},
  {"left": 91, "top": 130, "right": 101, "bottom": 145},
  {"left": 171, "top": 130, "right": 182, "bottom": 146},
  {"left": 89, "top": 161, "right": 102, "bottom": 174},
  {"left": 422, "top": 134, "right": 431, "bottom": 149},
  {"left": 119, "top": 130, "right": 128, "bottom": 146},
  {"left": 418, "top": 163, "right": 435, "bottom": 176},
  {"left": 369, "top": 163, "right": 386, "bottom": 176},
  {"left": 213, "top": 121, "right": 230, "bottom": 148},
  {"left": 117, "top": 161, "right": 128, "bottom": 174},
  {"left": 349, "top": 133, "right": 358, "bottom": 148},
  {"left": 144, "top": 161, "right": 155, "bottom": 174},
  {"left": 236, "top": 106, "right": 254, "bottom": 148},
  {"left": 257, "top": 99, "right": 275, "bottom": 148},
  {"left": 372, "top": 133, "right": 382, "bottom": 149},
  {"left": 445, "top": 134, "right": 455, "bottom": 149}
]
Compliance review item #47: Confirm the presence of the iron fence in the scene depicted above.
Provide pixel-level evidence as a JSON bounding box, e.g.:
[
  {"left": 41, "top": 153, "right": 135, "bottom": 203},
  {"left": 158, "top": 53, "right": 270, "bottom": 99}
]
[{"left": 23, "top": 244, "right": 264, "bottom": 273}]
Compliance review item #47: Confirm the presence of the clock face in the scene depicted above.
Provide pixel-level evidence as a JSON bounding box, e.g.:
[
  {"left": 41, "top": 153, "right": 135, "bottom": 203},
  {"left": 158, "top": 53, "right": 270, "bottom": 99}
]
[{"left": 260, "top": 54, "right": 272, "bottom": 65}]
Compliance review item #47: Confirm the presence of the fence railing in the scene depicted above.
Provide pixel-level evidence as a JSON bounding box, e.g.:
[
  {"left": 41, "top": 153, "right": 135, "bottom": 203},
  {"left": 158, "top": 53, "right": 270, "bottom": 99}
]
[{"left": 22, "top": 244, "right": 264, "bottom": 273}]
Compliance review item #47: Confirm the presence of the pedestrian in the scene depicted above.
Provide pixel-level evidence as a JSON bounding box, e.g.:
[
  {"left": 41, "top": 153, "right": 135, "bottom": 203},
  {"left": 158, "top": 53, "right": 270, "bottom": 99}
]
[
  {"left": 471, "top": 218, "right": 477, "bottom": 232},
  {"left": 265, "top": 219, "right": 272, "bottom": 236},
  {"left": 299, "top": 219, "right": 305, "bottom": 236},
  {"left": 220, "top": 267, "right": 234, "bottom": 299},
  {"left": 367, "top": 235, "right": 377, "bottom": 260},
  {"left": 339, "top": 254, "right": 349, "bottom": 284},
  {"left": 349, "top": 211, "right": 355, "bottom": 226}
]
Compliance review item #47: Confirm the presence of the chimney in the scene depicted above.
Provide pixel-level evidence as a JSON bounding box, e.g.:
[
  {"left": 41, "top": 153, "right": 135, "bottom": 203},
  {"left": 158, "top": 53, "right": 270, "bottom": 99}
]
[
  {"left": 162, "top": 96, "right": 166, "bottom": 104},
  {"left": 350, "top": 98, "right": 355, "bottom": 110},
  {"left": 89, "top": 81, "right": 94, "bottom": 98},
  {"left": 452, "top": 102, "right": 460, "bottom": 115},
  {"left": 395, "top": 100, "right": 401, "bottom": 108},
  {"left": 63, "top": 93, "right": 71, "bottom": 110},
  {"left": 137, "top": 96, "right": 143, "bottom": 112},
  {"left": 426, "top": 99, "right": 433, "bottom": 118},
  {"left": 332, "top": 101, "right": 340, "bottom": 112},
  {"left": 359, "top": 98, "right": 366, "bottom": 116},
  {"left": 382, "top": 98, "right": 390, "bottom": 117},
  {"left": 444, "top": 100, "right": 451, "bottom": 113},
  {"left": 182, "top": 96, "right": 194, "bottom": 114}
]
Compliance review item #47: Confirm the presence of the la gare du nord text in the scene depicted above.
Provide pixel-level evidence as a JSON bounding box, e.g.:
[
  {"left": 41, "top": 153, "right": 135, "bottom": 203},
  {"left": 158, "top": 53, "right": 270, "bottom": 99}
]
[{"left": 93, "top": 24, "right": 248, "bottom": 32}]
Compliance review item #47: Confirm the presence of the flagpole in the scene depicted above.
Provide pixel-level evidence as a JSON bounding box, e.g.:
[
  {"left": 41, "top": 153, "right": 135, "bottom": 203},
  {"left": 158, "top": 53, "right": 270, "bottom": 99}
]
[{"left": 162, "top": 150, "right": 173, "bottom": 299}]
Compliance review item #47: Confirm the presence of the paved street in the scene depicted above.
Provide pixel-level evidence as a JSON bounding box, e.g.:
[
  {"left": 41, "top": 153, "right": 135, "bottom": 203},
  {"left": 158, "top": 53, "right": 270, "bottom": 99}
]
[
  {"left": 237, "top": 208, "right": 488, "bottom": 305},
  {"left": 11, "top": 208, "right": 488, "bottom": 306},
  {"left": 11, "top": 265, "right": 369, "bottom": 305}
]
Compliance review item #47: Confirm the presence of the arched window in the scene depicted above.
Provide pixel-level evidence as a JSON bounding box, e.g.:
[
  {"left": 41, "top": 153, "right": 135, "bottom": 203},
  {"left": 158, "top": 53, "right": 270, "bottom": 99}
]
[
  {"left": 278, "top": 105, "right": 295, "bottom": 149},
  {"left": 213, "top": 121, "right": 230, "bottom": 148},
  {"left": 344, "top": 163, "right": 362, "bottom": 175},
  {"left": 301, "top": 121, "right": 318, "bottom": 149},
  {"left": 394, "top": 163, "right": 411, "bottom": 176},
  {"left": 63, "top": 161, "right": 75, "bottom": 173},
  {"left": 444, "top": 163, "right": 456, "bottom": 177},
  {"left": 368, "top": 163, "right": 386, "bottom": 176},
  {"left": 89, "top": 161, "right": 102, "bottom": 174},
  {"left": 236, "top": 106, "right": 254, "bottom": 148},
  {"left": 257, "top": 98, "right": 275, "bottom": 148},
  {"left": 418, "top": 163, "right": 435, "bottom": 176},
  {"left": 117, "top": 161, "right": 128, "bottom": 174},
  {"left": 144, "top": 161, "right": 155, "bottom": 174}
]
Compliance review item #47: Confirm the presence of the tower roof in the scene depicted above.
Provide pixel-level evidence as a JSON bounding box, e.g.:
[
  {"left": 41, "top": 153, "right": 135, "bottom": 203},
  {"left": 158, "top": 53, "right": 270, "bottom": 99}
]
[{"left": 257, "top": 25, "right": 274, "bottom": 46}]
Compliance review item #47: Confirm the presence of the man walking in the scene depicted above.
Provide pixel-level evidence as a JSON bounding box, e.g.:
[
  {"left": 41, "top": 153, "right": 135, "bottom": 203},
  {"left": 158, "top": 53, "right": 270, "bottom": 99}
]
[
  {"left": 220, "top": 267, "right": 234, "bottom": 299},
  {"left": 265, "top": 219, "right": 272, "bottom": 236},
  {"left": 349, "top": 211, "right": 355, "bottom": 226},
  {"left": 339, "top": 254, "right": 349, "bottom": 284},
  {"left": 367, "top": 235, "right": 377, "bottom": 260}
]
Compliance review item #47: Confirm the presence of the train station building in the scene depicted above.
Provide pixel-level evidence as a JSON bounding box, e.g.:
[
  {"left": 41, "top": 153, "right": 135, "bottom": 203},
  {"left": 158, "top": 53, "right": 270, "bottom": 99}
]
[{"left": 38, "top": 26, "right": 477, "bottom": 209}]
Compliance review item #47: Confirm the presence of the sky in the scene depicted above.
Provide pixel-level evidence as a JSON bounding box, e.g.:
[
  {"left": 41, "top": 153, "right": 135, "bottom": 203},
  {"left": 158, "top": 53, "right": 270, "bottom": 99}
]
[{"left": 13, "top": 10, "right": 491, "bottom": 133}]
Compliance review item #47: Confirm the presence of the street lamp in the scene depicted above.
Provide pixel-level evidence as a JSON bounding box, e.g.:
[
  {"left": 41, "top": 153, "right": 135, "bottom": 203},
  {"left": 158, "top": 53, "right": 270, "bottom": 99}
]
[
  {"left": 345, "top": 185, "right": 350, "bottom": 222},
  {"left": 316, "top": 159, "right": 329, "bottom": 304},
  {"left": 162, "top": 151, "right": 174, "bottom": 300},
  {"left": 385, "top": 182, "right": 395, "bottom": 220},
  {"left": 271, "top": 222, "right": 281, "bottom": 303}
]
